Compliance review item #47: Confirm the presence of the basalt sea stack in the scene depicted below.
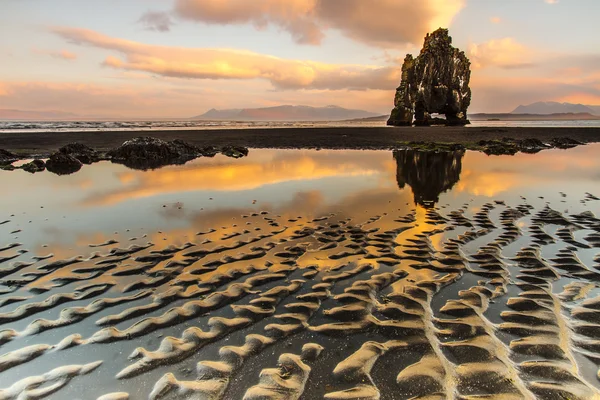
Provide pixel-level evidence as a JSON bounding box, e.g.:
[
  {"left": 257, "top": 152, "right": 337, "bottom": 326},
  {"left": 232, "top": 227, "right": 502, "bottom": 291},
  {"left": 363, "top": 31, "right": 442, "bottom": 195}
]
[{"left": 388, "top": 28, "right": 472, "bottom": 126}]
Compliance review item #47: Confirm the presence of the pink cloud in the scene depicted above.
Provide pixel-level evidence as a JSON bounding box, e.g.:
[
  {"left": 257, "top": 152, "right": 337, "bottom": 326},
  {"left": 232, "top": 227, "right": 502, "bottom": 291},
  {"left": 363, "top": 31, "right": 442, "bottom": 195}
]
[
  {"left": 171, "top": 0, "right": 465, "bottom": 48},
  {"left": 0, "top": 79, "right": 393, "bottom": 118},
  {"left": 32, "top": 48, "right": 77, "bottom": 61},
  {"left": 52, "top": 27, "right": 399, "bottom": 90},
  {"left": 468, "top": 38, "right": 534, "bottom": 69}
]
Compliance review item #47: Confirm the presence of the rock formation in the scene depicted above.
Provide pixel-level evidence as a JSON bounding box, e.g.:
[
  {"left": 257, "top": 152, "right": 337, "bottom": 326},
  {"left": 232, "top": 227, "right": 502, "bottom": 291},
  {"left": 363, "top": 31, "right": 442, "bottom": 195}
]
[
  {"left": 59, "top": 143, "right": 100, "bottom": 164},
  {"left": 45, "top": 152, "right": 83, "bottom": 175},
  {"left": 21, "top": 159, "right": 46, "bottom": 174},
  {"left": 106, "top": 137, "right": 250, "bottom": 170},
  {"left": 388, "top": 28, "right": 471, "bottom": 126},
  {"left": 0, "top": 149, "right": 18, "bottom": 165},
  {"left": 394, "top": 149, "right": 463, "bottom": 207},
  {"left": 107, "top": 137, "right": 200, "bottom": 170}
]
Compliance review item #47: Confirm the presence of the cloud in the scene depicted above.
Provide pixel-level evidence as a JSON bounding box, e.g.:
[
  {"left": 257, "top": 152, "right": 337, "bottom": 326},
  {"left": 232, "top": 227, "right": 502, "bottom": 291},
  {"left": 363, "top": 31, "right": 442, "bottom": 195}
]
[
  {"left": 138, "top": 11, "right": 174, "bottom": 32},
  {"left": 0, "top": 77, "right": 395, "bottom": 118},
  {"left": 52, "top": 27, "right": 399, "bottom": 90},
  {"left": 469, "top": 72, "right": 600, "bottom": 112},
  {"left": 468, "top": 38, "right": 534, "bottom": 69},
  {"left": 171, "top": 0, "right": 465, "bottom": 48},
  {"left": 32, "top": 48, "right": 77, "bottom": 61}
]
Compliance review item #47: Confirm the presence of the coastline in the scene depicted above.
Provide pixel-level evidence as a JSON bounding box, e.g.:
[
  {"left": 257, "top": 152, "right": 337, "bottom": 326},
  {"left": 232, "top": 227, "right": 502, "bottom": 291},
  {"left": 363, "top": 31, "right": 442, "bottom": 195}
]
[{"left": 2, "top": 126, "right": 600, "bottom": 156}]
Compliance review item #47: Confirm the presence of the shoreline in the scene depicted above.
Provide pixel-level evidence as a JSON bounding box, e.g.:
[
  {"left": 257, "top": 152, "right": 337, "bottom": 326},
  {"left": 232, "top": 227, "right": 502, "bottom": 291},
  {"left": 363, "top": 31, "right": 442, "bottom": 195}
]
[{"left": 1, "top": 126, "right": 600, "bottom": 155}]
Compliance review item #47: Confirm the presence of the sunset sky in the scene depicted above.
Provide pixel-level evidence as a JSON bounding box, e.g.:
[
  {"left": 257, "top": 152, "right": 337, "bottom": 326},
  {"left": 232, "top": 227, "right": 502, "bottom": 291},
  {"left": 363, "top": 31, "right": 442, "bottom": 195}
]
[{"left": 1, "top": 0, "right": 599, "bottom": 118}]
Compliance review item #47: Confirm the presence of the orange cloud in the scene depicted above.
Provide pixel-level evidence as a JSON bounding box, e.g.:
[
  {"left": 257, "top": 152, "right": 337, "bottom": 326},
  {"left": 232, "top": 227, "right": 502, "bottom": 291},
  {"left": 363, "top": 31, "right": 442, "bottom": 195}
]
[
  {"left": 32, "top": 48, "right": 77, "bottom": 61},
  {"left": 55, "top": 50, "right": 77, "bottom": 60},
  {"left": 468, "top": 38, "right": 534, "bottom": 69},
  {"left": 557, "top": 92, "right": 600, "bottom": 105},
  {"left": 52, "top": 27, "right": 399, "bottom": 90},
  {"left": 490, "top": 17, "right": 502, "bottom": 24},
  {"left": 0, "top": 78, "right": 395, "bottom": 117},
  {"left": 172, "top": 0, "right": 465, "bottom": 48}
]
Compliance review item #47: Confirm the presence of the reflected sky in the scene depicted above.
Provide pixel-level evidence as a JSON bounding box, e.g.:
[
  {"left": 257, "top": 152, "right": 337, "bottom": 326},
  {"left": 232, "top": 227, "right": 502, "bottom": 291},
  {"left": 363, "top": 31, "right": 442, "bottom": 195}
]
[
  {"left": 1, "top": 145, "right": 599, "bottom": 258},
  {"left": 1, "top": 145, "right": 600, "bottom": 398}
]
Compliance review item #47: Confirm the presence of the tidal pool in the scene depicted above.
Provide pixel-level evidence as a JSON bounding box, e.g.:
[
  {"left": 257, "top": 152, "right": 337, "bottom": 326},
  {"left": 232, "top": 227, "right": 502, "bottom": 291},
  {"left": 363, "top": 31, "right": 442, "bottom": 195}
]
[{"left": 0, "top": 145, "right": 599, "bottom": 399}]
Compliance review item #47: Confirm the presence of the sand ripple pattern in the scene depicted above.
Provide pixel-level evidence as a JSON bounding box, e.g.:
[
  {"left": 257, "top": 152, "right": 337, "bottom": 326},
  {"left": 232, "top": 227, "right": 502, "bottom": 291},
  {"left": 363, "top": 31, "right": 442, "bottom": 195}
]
[{"left": 1, "top": 201, "right": 600, "bottom": 399}]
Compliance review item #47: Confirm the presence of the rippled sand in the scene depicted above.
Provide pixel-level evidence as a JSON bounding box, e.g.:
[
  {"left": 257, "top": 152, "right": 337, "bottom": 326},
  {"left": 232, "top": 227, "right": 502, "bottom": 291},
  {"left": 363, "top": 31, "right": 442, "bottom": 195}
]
[{"left": 1, "top": 148, "right": 600, "bottom": 399}]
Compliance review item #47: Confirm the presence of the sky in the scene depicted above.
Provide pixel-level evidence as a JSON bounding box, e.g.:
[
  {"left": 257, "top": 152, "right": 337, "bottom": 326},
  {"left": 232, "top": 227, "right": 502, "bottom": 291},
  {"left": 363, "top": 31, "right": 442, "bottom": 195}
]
[{"left": 0, "top": 0, "right": 599, "bottom": 118}]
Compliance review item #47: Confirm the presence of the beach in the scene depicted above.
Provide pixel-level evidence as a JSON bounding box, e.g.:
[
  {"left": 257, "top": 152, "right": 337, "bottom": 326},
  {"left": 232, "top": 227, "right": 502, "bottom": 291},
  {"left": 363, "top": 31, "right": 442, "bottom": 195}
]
[
  {"left": 2, "top": 126, "right": 600, "bottom": 155},
  {"left": 1, "top": 145, "right": 600, "bottom": 399}
]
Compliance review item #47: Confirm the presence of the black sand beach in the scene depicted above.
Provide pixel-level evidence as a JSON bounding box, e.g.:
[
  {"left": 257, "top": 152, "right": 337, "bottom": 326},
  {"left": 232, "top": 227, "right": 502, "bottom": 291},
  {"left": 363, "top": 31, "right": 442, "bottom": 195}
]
[{"left": 2, "top": 126, "right": 600, "bottom": 155}]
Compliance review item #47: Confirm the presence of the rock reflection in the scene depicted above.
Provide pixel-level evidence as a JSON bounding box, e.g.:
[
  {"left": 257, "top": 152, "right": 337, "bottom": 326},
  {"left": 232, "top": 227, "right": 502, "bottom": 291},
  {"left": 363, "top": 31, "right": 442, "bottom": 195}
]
[{"left": 394, "top": 149, "right": 464, "bottom": 208}]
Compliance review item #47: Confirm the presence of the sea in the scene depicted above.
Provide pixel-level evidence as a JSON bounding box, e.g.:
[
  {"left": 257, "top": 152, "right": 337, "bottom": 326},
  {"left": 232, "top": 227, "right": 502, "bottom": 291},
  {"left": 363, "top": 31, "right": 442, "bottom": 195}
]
[{"left": 1, "top": 119, "right": 600, "bottom": 132}]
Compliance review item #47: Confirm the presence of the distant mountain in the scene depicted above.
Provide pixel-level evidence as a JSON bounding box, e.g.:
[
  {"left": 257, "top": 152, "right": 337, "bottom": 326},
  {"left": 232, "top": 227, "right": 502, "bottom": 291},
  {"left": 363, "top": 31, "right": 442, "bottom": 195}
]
[
  {"left": 0, "top": 109, "right": 80, "bottom": 120},
  {"left": 511, "top": 102, "right": 598, "bottom": 115},
  {"left": 470, "top": 112, "right": 600, "bottom": 121},
  {"left": 192, "top": 105, "right": 380, "bottom": 121}
]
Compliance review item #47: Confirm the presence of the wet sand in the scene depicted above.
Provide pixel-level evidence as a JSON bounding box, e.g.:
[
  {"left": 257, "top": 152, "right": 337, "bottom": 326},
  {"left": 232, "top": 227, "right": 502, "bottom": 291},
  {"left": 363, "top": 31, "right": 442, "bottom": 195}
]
[
  {"left": 2, "top": 145, "right": 600, "bottom": 399},
  {"left": 1, "top": 190, "right": 600, "bottom": 398},
  {"left": 2, "top": 126, "right": 600, "bottom": 155}
]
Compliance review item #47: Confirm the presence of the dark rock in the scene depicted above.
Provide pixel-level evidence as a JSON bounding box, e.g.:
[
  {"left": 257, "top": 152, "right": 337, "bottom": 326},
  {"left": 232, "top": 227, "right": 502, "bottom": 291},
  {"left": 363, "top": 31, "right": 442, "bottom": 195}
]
[
  {"left": 45, "top": 152, "right": 83, "bottom": 175},
  {"left": 106, "top": 137, "right": 200, "bottom": 170},
  {"left": 59, "top": 143, "right": 100, "bottom": 164},
  {"left": 199, "top": 146, "right": 220, "bottom": 157},
  {"left": 170, "top": 139, "right": 201, "bottom": 157},
  {"left": 221, "top": 146, "right": 249, "bottom": 159},
  {"left": 477, "top": 140, "right": 518, "bottom": 156},
  {"left": 0, "top": 149, "right": 18, "bottom": 165},
  {"left": 517, "top": 138, "right": 549, "bottom": 154},
  {"left": 21, "top": 159, "right": 46, "bottom": 173},
  {"left": 402, "top": 141, "right": 465, "bottom": 152},
  {"left": 550, "top": 137, "right": 582, "bottom": 149},
  {"left": 0, "top": 164, "right": 16, "bottom": 171},
  {"left": 388, "top": 28, "right": 471, "bottom": 127}
]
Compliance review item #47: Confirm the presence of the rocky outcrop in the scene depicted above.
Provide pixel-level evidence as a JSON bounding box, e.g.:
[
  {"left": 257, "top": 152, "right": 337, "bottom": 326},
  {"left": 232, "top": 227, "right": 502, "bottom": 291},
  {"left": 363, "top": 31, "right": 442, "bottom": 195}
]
[
  {"left": 221, "top": 146, "right": 249, "bottom": 159},
  {"left": 45, "top": 153, "right": 83, "bottom": 175},
  {"left": 107, "top": 137, "right": 249, "bottom": 170},
  {"left": 106, "top": 137, "right": 200, "bottom": 170},
  {"left": 21, "top": 159, "right": 46, "bottom": 174},
  {"left": 0, "top": 149, "right": 18, "bottom": 165},
  {"left": 59, "top": 143, "right": 100, "bottom": 164},
  {"left": 551, "top": 137, "right": 582, "bottom": 149},
  {"left": 388, "top": 28, "right": 471, "bottom": 126}
]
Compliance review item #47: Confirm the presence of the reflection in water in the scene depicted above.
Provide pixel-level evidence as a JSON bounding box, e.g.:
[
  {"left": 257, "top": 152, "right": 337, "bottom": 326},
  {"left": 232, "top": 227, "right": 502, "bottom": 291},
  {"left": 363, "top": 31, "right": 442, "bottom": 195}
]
[
  {"left": 0, "top": 146, "right": 600, "bottom": 399},
  {"left": 394, "top": 149, "right": 464, "bottom": 208}
]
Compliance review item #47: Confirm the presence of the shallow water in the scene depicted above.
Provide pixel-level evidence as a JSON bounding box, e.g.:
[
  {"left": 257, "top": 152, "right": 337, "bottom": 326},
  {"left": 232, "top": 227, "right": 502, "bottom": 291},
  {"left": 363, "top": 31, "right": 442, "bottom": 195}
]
[{"left": 0, "top": 145, "right": 600, "bottom": 399}]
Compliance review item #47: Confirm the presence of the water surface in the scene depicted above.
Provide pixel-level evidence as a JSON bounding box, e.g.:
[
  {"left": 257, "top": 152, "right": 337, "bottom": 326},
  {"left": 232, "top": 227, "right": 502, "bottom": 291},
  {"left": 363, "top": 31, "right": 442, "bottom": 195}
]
[{"left": 0, "top": 146, "right": 599, "bottom": 399}]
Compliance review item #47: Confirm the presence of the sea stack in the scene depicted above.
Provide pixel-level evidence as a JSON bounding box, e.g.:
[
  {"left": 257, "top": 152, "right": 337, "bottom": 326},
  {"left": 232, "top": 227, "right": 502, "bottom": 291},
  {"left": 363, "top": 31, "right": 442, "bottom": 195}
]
[{"left": 388, "top": 28, "right": 472, "bottom": 126}]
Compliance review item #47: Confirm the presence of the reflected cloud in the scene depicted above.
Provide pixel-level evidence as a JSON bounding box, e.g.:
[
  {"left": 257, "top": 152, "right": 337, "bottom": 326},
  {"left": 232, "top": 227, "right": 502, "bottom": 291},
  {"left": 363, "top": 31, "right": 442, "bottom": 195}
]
[
  {"left": 84, "top": 150, "right": 394, "bottom": 207},
  {"left": 456, "top": 146, "right": 600, "bottom": 197}
]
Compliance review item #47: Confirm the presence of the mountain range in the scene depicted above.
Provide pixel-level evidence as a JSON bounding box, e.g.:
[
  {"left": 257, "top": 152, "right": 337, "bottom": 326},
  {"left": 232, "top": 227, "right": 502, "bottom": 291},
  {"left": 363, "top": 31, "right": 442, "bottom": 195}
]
[
  {"left": 192, "top": 105, "right": 380, "bottom": 121},
  {"left": 511, "top": 102, "right": 600, "bottom": 115}
]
